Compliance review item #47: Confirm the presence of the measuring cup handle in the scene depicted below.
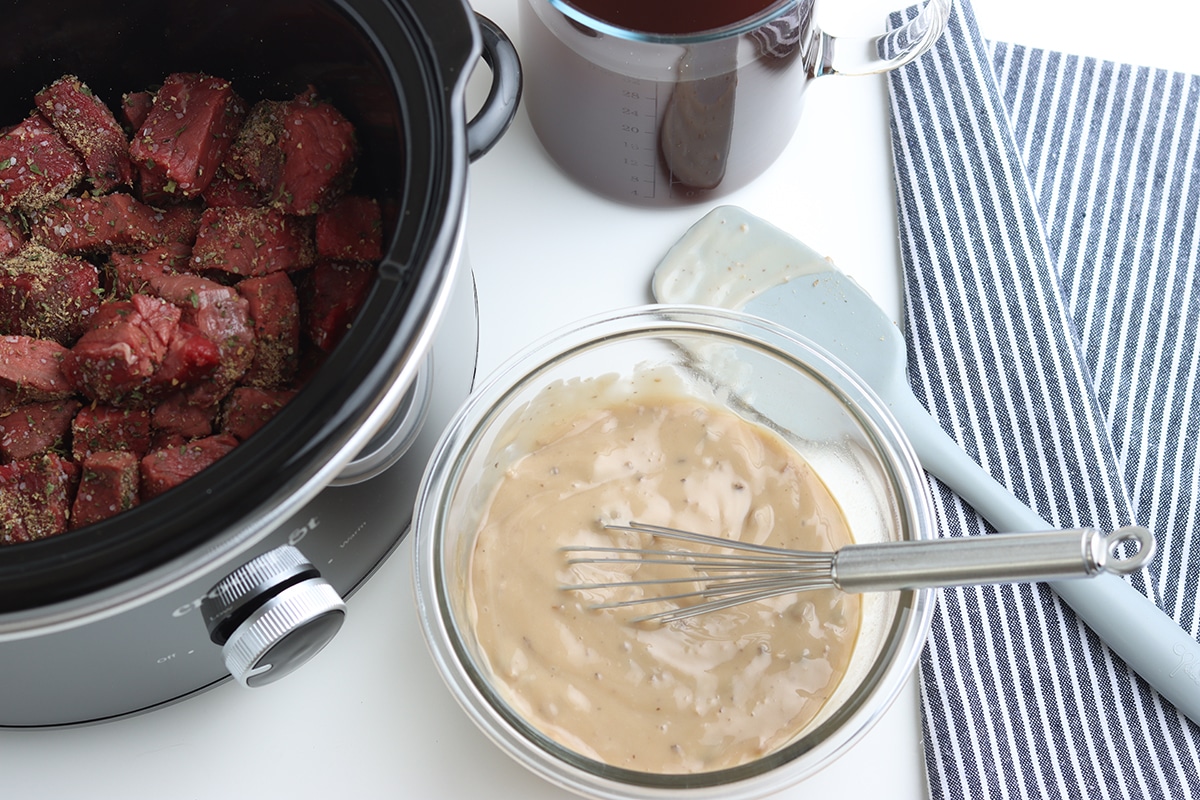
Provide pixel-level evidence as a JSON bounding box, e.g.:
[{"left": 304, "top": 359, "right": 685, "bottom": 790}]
[
  {"left": 468, "top": 14, "right": 523, "bottom": 162},
  {"left": 815, "top": 0, "right": 952, "bottom": 77}
]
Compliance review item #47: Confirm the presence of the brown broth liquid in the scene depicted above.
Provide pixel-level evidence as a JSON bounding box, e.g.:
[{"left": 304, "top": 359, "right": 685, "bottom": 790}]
[
  {"left": 520, "top": 0, "right": 808, "bottom": 204},
  {"left": 560, "top": 0, "right": 781, "bottom": 34}
]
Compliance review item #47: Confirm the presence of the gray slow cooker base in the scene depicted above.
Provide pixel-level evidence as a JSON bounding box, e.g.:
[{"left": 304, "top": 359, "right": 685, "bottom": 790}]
[{"left": 0, "top": 268, "right": 479, "bottom": 728}]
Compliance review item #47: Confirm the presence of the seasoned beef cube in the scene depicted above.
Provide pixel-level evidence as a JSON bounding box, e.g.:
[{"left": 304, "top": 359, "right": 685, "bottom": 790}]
[
  {"left": 0, "top": 335, "right": 74, "bottom": 401},
  {"left": 129, "top": 73, "right": 246, "bottom": 198},
  {"left": 71, "top": 405, "right": 153, "bottom": 461},
  {"left": 201, "top": 168, "right": 266, "bottom": 208},
  {"left": 149, "top": 274, "right": 255, "bottom": 403},
  {"left": 190, "top": 206, "right": 313, "bottom": 276},
  {"left": 30, "top": 193, "right": 199, "bottom": 256},
  {"left": 142, "top": 202, "right": 204, "bottom": 247},
  {"left": 67, "top": 295, "right": 220, "bottom": 404},
  {"left": 223, "top": 100, "right": 285, "bottom": 195},
  {"left": 35, "top": 75, "right": 133, "bottom": 194},
  {"left": 109, "top": 244, "right": 190, "bottom": 297},
  {"left": 0, "top": 398, "right": 81, "bottom": 461},
  {"left": 221, "top": 386, "right": 295, "bottom": 440},
  {"left": 134, "top": 162, "right": 177, "bottom": 207},
  {"left": 0, "top": 453, "right": 77, "bottom": 544},
  {"left": 315, "top": 195, "right": 382, "bottom": 262},
  {"left": 70, "top": 450, "right": 140, "bottom": 528},
  {"left": 151, "top": 392, "right": 216, "bottom": 439},
  {"left": 151, "top": 322, "right": 221, "bottom": 394},
  {"left": 274, "top": 91, "right": 356, "bottom": 215},
  {"left": 29, "top": 193, "right": 155, "bottom": 254},
  {"left": 149, "top": 431, "right": 188, "bottom": 451},
  {"left": 120, "top": 91, "right": 155, "bottom": 132},
  {"left": 0, "top": 386, "right": 16, "bottom": 415},
  {"left": 0, "top": 244, "right": 100, "bottom": 344},
  {"left": 140, "top": 433, "right": 238, "bottom": 499},
  {"left": 0, "top": 212, "right": 26, "bottom": 258},
  {"left": 0, "top": 114, "right": 84, "bottom": 212},
  {"left": 237, "top": 272, "right": 299, "bottom": 388},
  {"left": 63, "top": 294, "right": 184, "bottom": 403},
  {"left": 303, "top": 261, "right": 373, "bottom": 352},
  {"left": 226, "top": 89, "right": 355, "bottom": 215}
]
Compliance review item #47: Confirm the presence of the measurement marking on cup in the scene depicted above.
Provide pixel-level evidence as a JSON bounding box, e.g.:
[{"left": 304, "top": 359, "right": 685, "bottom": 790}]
[{"left": 619, "top": 83, "right": 659, "bottom": 200}]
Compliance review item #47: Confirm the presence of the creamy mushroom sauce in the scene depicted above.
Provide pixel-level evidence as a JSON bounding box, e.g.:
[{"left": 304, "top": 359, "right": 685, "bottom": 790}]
[{"left": 467, "top": 390, "right": 860, "bottom": 774}]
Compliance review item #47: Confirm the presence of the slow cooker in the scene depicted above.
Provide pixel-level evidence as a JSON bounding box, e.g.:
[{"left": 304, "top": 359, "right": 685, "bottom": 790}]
[{"left": 0, "top": 0, "right": 520, "bottom": 726}]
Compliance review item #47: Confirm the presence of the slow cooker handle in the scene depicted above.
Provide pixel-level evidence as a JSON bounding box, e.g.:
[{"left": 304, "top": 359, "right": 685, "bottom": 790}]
[{"left": 467, "top": 14, "right": 522, "bottom": 161}]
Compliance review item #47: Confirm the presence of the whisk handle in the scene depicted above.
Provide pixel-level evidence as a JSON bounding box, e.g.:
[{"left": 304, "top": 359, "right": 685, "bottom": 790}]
[{"left": 833, "top": 526, "right": 1153, "bottom": 593}]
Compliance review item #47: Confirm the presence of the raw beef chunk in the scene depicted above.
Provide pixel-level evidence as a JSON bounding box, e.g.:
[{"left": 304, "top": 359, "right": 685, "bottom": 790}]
[
  {"left": 140, "top": 433, "right": 237, "bottom": 499},
  {"left": 142, "top": 202, "right": 204, "bottom": 247},
  {"left": 135, "top": 163, "right": 178, "bottom": 207},
  {"left": 29, "top": 193, "right": 199, "bottom": 256},
  {"left": 303, "top": 261, "right": 373, "bottom": 352},
  {"left": 109, "top": 245, "right": 190, "bottom": 296},
  {"left": 35, "top": 75, "right": 133, "bottom": 194},
  {"left": 274, "top": 91, "right": 356, "bottom": 215},
  {"left": 63, "top": 294, "right": 219, "bottom": 403},
  {"left": 0, "top": 335, "right": 74, "bottom": 401},
  {"left": 71, "top": 405, "right": 153, "bottom": 461},
  {"left": 315, "top": 195, "right": 382, "bottom": 262},
  {"left": 237, "top": 272, "right": 299, "bottom": 388},
  {"left": 0, "top": 398, "right": 80, "bottom": 461},
  {"left": 226, "top": 89, "right": 356, "bottom": 215},
  {"left": 223, "top": 100, "right": 285, "bottom": 193},
  {"left": 151, "top": 392, "right": 216, "bottom": 439},
  {"left": 201, "top": 168, "right": 266, "bottom": 208},
  {"left": 120, "top": 91, "right": 155, "bottom": 132},
  {"left": 0, "top": 212, "right": 26, "bottom": 258},
  {"left": 151, "top": 321, "right": 222, "bottom": 394},
  {"left": 0, "top": 114, "right": 84, "bottom": 212},
  {"left": 0, "top": 72, "right": 384, "bottom": 536},
  {"left": 149, "top": 273, "right": 254, "bottom": 403},
  {"left": 220, "top": 386, "right": 295, "bottom": 440},
  {"left": 70, "top": 450, "right": 139, "bottom": 529},
  {"left": 30, "top": 193, "right": 155, "bottom": 254},
  {"left": 0, "top": 244, "right": 101, "bottom": 344},
  {"left": 63, "top": 296, "right": 177, "bottom": 402},
  {"left": 0, "top": 453, "right": 77, "bottom": 544},
  {"left": 129, "top": 73, "right": 247, "bottom": 198},
  {"left": 190, "top": 206, "right": 314, "bottom": 276}
]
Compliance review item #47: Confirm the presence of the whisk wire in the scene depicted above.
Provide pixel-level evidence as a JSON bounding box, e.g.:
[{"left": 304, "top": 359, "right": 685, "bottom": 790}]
[
  {"left": 600, "top": 522, "right": 815, "bottom": 556},
  {"left": 583, "top": 577, "right": 838, "bottom": 622},
  {"left": 560, "top": 521, "right": 839, "bottom": 622}
]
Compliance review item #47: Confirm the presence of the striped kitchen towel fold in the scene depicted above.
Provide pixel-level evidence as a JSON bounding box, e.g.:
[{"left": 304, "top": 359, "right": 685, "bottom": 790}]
[{"left": 887, "top": 1, "right": 1200, "bottom": 798}]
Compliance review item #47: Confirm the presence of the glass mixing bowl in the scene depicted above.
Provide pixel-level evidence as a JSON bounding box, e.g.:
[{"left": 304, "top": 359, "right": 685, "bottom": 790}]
[{"left": 413, "top": 305, "right": 935, "bottom": 799}]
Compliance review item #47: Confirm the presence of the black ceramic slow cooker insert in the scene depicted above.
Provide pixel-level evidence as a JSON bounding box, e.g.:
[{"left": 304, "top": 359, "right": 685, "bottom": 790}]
[{"left": 0, "top": 0, "right": 519, "bottom": 725}]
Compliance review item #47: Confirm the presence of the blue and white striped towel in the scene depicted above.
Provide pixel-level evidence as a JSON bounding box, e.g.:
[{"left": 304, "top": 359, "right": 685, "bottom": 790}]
[{"left": 887, "top": 1, "right": 1200, "bottom": 797}]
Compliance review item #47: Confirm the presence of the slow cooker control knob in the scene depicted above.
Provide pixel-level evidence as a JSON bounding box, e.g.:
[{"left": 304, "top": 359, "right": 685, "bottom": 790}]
[{"left": 201, "top": 546, "right": 346, "bottom": 688}]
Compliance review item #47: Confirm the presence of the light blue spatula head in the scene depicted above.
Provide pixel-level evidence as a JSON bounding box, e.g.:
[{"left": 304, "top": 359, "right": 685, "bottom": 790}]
[
  {"left": 652, "top": 205, "right": 909, "bottom": 404},
  {"left": 653, "top": 205, "right": 1003, "bottom": 513}
]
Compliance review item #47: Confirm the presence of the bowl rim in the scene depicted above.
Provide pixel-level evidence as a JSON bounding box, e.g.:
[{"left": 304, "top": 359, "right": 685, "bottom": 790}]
[{"left": 412, "top": 304, "right": 937, "bottom": 799}]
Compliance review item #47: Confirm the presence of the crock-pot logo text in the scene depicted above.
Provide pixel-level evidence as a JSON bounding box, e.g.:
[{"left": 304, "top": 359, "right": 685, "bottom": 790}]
[{"left": 171, "top": 517, "right": 321, "bottom": 618}]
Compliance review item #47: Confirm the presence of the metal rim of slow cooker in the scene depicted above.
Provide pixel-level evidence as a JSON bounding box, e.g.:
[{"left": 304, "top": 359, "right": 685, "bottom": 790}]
[{"left": 0, "top": 0, "right": 479, "bottom": 623}]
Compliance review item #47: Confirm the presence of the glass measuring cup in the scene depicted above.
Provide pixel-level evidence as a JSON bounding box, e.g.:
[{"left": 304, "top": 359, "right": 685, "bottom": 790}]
[{"left": 520, "top": 0, "right": 952, "bottom": 206}]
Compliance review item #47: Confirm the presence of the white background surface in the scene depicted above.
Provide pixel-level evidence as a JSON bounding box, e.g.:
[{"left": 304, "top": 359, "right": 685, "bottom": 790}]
[{"left": 2, "top": 1, "right": 1197, "bottom": 798}]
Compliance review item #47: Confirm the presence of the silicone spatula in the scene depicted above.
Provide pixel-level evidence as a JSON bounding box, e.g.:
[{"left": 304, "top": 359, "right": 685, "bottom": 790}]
[{"left": 653, "top": 205, "right": 1200, "bottom": 723}]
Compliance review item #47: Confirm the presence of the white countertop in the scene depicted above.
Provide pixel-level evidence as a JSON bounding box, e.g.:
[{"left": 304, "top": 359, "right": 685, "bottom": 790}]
[{"left": 1, "top": 1, "right": 1195, "bottom": 798}]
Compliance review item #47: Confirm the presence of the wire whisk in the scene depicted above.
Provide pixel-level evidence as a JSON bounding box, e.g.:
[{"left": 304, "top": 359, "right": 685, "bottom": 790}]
[{"left": 560, "top": 521, "right": 1155, "bottom": 623}]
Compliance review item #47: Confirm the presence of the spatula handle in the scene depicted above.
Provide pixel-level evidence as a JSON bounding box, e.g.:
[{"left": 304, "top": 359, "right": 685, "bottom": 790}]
[{"left": 891, "top": 390, "right": 1200, "bottom": 724}]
